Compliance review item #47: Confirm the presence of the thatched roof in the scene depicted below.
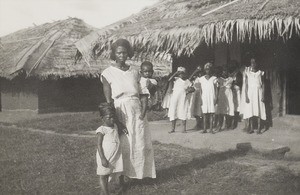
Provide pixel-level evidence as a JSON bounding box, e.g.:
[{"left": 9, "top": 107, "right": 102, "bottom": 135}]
[
  {"left": 76, "top": 0, "right": 300, "bottom": 64},
  {"left": 0, "top": 17, "right": 111, "bottom": 80}
]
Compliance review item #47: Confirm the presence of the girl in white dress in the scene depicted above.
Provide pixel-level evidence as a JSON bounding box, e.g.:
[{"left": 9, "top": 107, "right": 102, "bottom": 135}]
[
  {"left": 162, "top": 74, "right": 174, "bottom": 117},
  {"left": 239, "top": 65, "right": 250, "bottom": 132},
  {"left": 231, "top": 67, "right": 243, "bottom": 129},
  {"left": 168, "top": 67, "right": 195, "bottom": 133},
  {"left": 101, "top": 39, "right": 156, "bottom": 186},
  {"left": 216, "top": 67, "right": 234, "bottom": 132},
  {"left": 244, "top": 58, "right": 266, "bottom": 134},
  {"left": 96, "top": 103, "right": 123, "bottom": 195},
  {"left": 199, "top": 63, "right": 218, "bottom": 133},
  {"left": 189, "top": 66, "right": 203, "bottom": 130}
]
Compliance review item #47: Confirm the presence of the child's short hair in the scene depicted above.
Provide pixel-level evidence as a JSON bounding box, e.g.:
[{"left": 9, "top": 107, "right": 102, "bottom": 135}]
[
  {"left": 98, "top": 103, "right": 115, "bottom": 117},
  {"left": 141, "top": 61, "right": 154, "bottom": 69}
]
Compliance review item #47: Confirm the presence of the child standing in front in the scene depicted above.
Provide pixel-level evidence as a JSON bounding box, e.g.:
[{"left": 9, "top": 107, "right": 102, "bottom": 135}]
[
  {"left": 96, "top": 103, "right": 123, "bottom": 195},
  {"left": 199, "top": 63, "right": 218, "bottom": 133},
  {"left": 244, "top": 58, "right": 266, "bottom": 134},
  {"left": 168, "top": 67, "right": 195, "bottom": 133},
  {"left": 139, "top": 61, "right": 158, "bottom": 120}
]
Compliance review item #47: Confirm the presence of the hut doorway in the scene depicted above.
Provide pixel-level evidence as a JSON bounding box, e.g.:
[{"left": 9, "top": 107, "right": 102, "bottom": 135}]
[
  {"left": 286, "top": 38, "right": 300, "bottom": 115},
  {"left": 286, "top": 68, "right": 300, "bottom": 115}
]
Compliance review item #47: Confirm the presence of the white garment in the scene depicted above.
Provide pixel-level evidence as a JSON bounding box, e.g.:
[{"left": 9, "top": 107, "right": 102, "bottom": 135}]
[
  {"left": 239, "top": 67, "right": 249, "bottom": 115},
  {"left": 233, "top": 85, "right": 241, "bottom": 112},
  {"left": 243, "top": 68, "right": 266, "bottom": 120},
  {"left": 199, "top": 76, "right": 218, "bottom": 113},
  {"left": 101, "top": 66, "right": 156, "bottom": 179},
  {"left": 216, "top": 77, "right": 234, "bottom": 116},
  {"left": 101, "top": 66, "right": 140, "bottom": 100},
  {"left": 190, "top": 77, "right": 202, "bottom": 116},
  {"left": 168, "top": 78, "right": 192, "bottom": 121},
  {"left": 162, "top": 81, "right": 173, "bottom": 109},
  {"left": 140, "top": 77, "right": 158, "bottom": 95},
  {"left": 96, "top": 125, "right": 123, "bottom": 175}
]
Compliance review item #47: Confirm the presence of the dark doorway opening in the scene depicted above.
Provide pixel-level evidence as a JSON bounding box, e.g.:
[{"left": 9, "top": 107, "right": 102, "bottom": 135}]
[{"left": 286, "top": 38, "right": 300, "bottom": 115}]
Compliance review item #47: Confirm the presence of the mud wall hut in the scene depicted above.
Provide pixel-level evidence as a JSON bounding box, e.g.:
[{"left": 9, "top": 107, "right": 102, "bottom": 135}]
[
  {"left": 76, "top": 0, "right": 300, "bottom": 117},
  {"left": 0, "top": 18, "right": 107, "bottom": 113}
]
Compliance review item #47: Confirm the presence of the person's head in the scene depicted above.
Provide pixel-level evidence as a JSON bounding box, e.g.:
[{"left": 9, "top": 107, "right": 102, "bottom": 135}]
[
  {"left": 222, "top": 66, "right": 229, "bottom": 78},
  {"left": 250, "top": 58, "right": 258, "bottom": 70},
  {"left": 215, "top": 66, "right": 223, "bottom": 77},
  {"left": 140, "top": 61, "right": 154, "bottom": 78},
  {"left": 204, "top": 62, "right": 213, "bottom": 75},
  {"left": 98, "top": 103, "right": 115, "bottom": 127},
  {"left": 110, "top": 39, "right": 134, "bottom": 63},
  {"left": 177, "top": 67, "right": 187, "bottom": 80},
  {"left": 228, "top": 60, "right": 239, "bottom": 73}
]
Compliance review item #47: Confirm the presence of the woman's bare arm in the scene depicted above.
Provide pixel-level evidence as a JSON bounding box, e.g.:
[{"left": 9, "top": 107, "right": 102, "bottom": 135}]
[{"left": 101, "top": 76, "right": 113, "bottom": 104}]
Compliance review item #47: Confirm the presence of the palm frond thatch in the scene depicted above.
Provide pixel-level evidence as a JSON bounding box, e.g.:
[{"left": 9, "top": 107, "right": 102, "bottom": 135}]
[
  {"left": 0, "top": 18, "right": 107, "bottom": 80},
  {"left": 76, "top": 0, "right": 300, "bottom": 64}
]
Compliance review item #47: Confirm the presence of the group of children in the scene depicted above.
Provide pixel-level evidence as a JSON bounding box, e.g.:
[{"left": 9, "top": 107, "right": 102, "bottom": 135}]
[
  {"left": 162, "top": 58, "right": 268, "bottom": 134},
  {"left": 95, "top": 58, "right": 268, "bottom": 194}
]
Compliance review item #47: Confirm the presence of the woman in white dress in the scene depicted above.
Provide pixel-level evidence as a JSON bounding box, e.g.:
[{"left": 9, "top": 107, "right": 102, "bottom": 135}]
[
  {"left": 244, "top": 58, "right": 266, "bottom": 134},
  {"left": 199, "top": 63, "right": 218, "bottom": 133},
  {"left": 168, "top": 67, "right": 195, "bottom": 133},
  {"left": 215, "top": 67, "right": 234, "bottom": 132},
  {"left": 101, "top": 39, "right": 156, "bottom": 185}
]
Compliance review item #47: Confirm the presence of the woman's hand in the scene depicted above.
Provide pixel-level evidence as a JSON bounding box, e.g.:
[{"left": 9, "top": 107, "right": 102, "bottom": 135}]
[
  {"left": 261, "top": 97, "right": 264, "bottom": 102},
  {"left": 101, "top": 158, "right": 109, "bottom": 168},
  {"left": 139, "top": 114, "right": 146, "bottom": 120},
  {"left": 246, "top": 96, "right": 250, "bottom": 103},
  {"left": 214, "top": 98, "right": 218, "bottom": 105}
]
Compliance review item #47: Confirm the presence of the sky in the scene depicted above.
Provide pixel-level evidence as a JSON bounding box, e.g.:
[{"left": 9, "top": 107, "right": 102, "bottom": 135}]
[{"left": 0, "top": 0, "right": 159, "bottom": 37}]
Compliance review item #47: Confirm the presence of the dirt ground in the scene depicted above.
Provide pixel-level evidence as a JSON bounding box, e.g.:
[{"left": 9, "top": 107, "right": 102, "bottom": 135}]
[
  {"left": 0, "top": 111, "right": 300, "bottom": 194},
  {"left": 0, "top": 126, "right": 299, "bottom": 195},
  {"left": 149, "top": 115, "right": 300, "bottom": 160}
]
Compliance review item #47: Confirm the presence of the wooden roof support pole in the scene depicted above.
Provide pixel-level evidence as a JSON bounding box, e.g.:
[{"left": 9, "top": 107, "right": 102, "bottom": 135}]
[{"left": 202, "top": 0, "right": 241, "bottom": 16}]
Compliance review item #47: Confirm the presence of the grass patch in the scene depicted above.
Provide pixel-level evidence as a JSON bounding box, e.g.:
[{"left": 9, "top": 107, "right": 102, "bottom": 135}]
[
  {"left": 0, "top": 127, "right": 299, "bottom": 194},
  {"left": 7, "top": 110, "right": 166, "bottom": 134}
]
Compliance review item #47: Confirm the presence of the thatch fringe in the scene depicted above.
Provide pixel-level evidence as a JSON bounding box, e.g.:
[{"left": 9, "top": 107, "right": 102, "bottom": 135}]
[{"left": 93, "top": 17, "right": 300, "bottom": 60}]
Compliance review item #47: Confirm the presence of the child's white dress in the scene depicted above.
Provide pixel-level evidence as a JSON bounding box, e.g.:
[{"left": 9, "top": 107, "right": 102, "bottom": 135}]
[
  {"left": 243, "top": 68, "right": 266, "bottom": 120},
  {"left": 168, "top": 78, "right": 192, "bottom": 121},
  {"left": 190, "top": 77, "right": 202, "bottom": 117},
  {"left": 140, "top": 77, "right": 158, "bottom": 109},
  {"left": 162, "top": 81, "right": 173, "bottom": 109},
  {"left": 233, "top": 85, "right": 241, "bottom": 113},
  {"left": 216, "top": 77, "right": 234, "bottom": 116},
  {"left": 239, "top": 67, "right": 249, "bottom": 116},
  {"left": 96, "top": 125, "right": 123, "bottom": 175},
  {"left": 199, "top": 75, "right": 218, "bottom": 114},
  {"left": 140, "top": 77, "right": 158, "bottom": 95}
]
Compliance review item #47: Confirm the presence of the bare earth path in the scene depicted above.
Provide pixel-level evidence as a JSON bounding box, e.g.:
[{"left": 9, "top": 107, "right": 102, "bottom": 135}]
[{"left": 149, "top": 116, "right": 300, "bottom": 160}]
